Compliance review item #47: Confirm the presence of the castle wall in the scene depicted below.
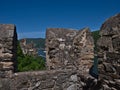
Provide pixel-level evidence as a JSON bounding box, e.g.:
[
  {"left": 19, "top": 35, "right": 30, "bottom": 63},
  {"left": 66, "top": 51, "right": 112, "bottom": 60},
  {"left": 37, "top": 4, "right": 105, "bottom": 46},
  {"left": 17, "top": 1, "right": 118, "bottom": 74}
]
[
  {"left": 0, "top": 70, "right": 83, "bottom": 90},
  {"left": 1, "top": 13, "right": 120, "bottom": 90},
  {"left": 46, "top": 28, "right": 94, "bottom": 74},
  {"left": 97, "top": 14, "right": 120, "bottom": 89},
  {"left": 0, "top": 24, "right": 17, "bottom": 78}
]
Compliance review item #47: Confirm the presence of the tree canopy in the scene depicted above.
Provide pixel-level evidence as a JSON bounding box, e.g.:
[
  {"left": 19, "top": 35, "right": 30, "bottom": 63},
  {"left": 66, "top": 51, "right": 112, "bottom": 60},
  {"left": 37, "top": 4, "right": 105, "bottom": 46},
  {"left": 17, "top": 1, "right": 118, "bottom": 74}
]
[{"left": 17, "top": 41, "right": 46, "bottom": 72}]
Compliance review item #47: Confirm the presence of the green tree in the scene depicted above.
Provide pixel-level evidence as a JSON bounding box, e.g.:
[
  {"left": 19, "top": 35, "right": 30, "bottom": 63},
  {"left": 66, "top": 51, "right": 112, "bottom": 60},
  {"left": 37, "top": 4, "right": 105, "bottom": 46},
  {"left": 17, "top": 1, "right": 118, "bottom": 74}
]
[
  {"left": 92, "top": 30, "right": 100, "bottom": 51},
  {"left": 17, "top": 41, "right": 46, "bottom": 72}
]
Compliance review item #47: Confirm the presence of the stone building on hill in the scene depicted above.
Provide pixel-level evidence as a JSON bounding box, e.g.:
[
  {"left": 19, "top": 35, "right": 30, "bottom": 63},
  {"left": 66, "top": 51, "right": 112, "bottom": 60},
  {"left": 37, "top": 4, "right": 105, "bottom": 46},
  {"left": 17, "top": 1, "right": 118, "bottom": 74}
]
[{"left": 20, "top": 39, "right": 37, "bottom": 56}]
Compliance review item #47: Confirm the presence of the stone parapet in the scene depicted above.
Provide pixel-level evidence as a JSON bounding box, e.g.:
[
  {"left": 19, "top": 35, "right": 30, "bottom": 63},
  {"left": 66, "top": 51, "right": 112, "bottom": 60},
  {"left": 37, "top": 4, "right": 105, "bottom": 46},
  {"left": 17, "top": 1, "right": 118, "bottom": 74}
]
[
  {"left": 0, "top": 24, "right": 17, "bottom": 78},
  {"left": 46, "top": 28, "right": 94, "bottom": 74},
  {"left": 0, "top": 70, "right": 99, "bottom": 90},
  {"left": 97, "top": 14, "right": 120, "bottom": 89}
]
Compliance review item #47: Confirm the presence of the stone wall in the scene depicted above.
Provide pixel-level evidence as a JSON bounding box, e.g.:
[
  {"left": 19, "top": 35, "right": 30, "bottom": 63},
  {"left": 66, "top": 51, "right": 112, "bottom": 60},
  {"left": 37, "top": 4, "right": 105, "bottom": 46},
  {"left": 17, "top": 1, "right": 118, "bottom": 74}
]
[
  {"left": 0, "top": 25, "right": 97, "bottom": 90},
  {"left": 1, "top": 14, "right": 120, "bottom": 90},
  {"left": 1, "top": 70, "right": 81, "bottom": 90},
  {"left": 46, "top": 28, "right": 94, "bottom": 74},
  {"left": 0, "top": 70, "right": 101, "bottom": 90},
  {"left": 0, "top": 24, "right": 17, "bottom": 78},
  {"left": 97, "top": 14, "right": 120, "bottom": 89}
]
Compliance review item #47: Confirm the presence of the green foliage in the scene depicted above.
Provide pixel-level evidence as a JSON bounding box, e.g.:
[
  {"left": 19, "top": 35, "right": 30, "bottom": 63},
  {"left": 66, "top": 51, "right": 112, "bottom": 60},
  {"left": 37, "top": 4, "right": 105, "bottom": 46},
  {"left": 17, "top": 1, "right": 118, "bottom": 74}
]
[
  {"left": 17, "top": 41, "right": 24, "bottom": 58},
  {"left": 92, "top": 30, "right": 100, "bottom": 44},
  {"left": 92, "top": 30, "right": 101, "bottom": 51},
  {"left": 17, "top": 41, "right": 46, "bottom": 72},
  {"left": 17, "top": 55, "right": 46, "bottom": 72}
]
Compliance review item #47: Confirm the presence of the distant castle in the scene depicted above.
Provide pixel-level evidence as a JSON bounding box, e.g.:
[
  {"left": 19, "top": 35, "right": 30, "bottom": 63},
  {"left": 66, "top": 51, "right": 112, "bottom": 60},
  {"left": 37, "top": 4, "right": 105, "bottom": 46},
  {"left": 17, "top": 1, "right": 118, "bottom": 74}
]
[{"left": 20, "top": 39, "right": 37, "bottom": 55}]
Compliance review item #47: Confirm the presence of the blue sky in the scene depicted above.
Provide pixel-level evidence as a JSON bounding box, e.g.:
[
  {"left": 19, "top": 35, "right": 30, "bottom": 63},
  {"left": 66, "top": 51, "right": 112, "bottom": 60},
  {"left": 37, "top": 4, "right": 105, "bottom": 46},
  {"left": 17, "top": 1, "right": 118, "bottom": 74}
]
[{"left": 0, "top": 0, "right": 120, "bottom": 39}]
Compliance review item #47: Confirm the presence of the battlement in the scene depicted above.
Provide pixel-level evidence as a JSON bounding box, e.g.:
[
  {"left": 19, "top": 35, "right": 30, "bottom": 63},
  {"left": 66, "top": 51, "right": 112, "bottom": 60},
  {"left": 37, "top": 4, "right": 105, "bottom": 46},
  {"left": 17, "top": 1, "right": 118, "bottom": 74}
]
[{"left": 0, "top": 24, "right": 17, "bottom": 78}]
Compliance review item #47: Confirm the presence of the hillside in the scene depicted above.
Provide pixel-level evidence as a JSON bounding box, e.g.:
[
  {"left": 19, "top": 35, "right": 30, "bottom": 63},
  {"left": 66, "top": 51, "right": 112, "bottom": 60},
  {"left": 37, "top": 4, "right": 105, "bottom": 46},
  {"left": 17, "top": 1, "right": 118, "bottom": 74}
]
[{"left": 20, "top": 38, "right": 45, "bottom": 49}]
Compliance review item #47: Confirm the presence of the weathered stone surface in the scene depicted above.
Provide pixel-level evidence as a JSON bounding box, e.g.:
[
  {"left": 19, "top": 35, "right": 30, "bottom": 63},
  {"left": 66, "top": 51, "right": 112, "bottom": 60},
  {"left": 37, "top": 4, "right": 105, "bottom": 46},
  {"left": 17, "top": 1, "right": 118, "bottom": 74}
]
[
  {"left": 1, "top": 14, "right": 120, "bottom": 90},
  {"left": 100, "top": 14, "right": 120, "bottom": 36},
  {"left": 70, "top": 75, "right": 78, "bottom": 82},
  {"left": 67, "top": 84, "right": 77, "bottom": 90},
  {"left": 0, "top": 24, "right": 17, "bottom": 78},
  {"left": 46, "top": 28, "right": 94, "bottom": 74},
  {"left": 9, "top": 70, "right": 83, "bottom": 90},
  {"left": 97, "top": 13, "right": 120, "bottom": 89},
  {"left": 0, "top": 78, "right": 11, "bottom": 90},
  {"left": 0, "top": 70, "right": 103, "bottom": 90}
]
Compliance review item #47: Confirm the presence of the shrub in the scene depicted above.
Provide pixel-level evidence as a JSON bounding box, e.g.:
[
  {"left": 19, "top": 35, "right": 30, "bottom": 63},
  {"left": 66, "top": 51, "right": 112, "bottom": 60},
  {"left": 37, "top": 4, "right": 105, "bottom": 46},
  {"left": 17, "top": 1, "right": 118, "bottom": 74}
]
[{"left": 17, "top": 41, "right": 46, "bottom": 72}]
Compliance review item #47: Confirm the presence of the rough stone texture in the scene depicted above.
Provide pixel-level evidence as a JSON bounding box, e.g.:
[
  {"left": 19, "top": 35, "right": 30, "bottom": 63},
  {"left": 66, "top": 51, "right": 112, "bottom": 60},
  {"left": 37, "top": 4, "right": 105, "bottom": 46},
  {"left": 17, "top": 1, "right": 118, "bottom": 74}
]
[
  {"left": 1, "top": 13, "right": 120, "bottom": 90},
  {"left": 0, "top": 70, "right": 78, "bottom": 90},
  {"left": 0, "top": 25, "right": 99, "bottom": 90},
  {"left": 97, "top": 13, "right": 120, "bottom": 89},
  {"left": 0, "top": 70, "right": 102, "bottom": 90},
  {"left": 46, "top": 28, "right": 94, "bottom": 74},
  {"left": 0, "top": 24, "right": 17, "bottom": 78}
]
